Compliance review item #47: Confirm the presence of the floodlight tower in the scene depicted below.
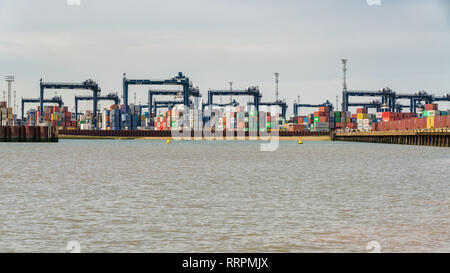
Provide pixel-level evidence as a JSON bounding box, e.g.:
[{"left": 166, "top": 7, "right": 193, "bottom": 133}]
[
  {"left": 341, "top": 59, "right": 348, "bottom": 92},
  {"left": 274, "top": 73, "right": 279, "bottom": 101},
  {"left": 14, "top": 90, "right": 17, "bottom": 116},
  {"left": 229, "top": 82, "right": 233, "bottom": 103},
  {"left": 5, "top": 76, "right": 14, "bottom": 108}
]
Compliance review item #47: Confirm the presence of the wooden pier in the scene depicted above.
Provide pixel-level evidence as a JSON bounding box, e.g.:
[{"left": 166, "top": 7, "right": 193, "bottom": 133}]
[{"left": 333, "top": 129, "right": 450, "bottom": 147}]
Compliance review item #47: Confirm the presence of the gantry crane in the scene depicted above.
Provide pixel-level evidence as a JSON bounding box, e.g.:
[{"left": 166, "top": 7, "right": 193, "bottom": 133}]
[
  {"left": 293, "top": 100, "right": 334, "bottom": 117},
  {"left": 148, "top": 88, "right": 201, "bottom": 119},
  {"left": 153, "top": 100, "right": 186, "bottom": 116},
  {"left": 40, "top": 79, "right": 101, "bottom": 126},
  {"left": 207, "top": 87, "right": 262, "bottom": 129},
  {"left": 123, "top": 72, "right": 197, "bottom": 115},
  {"left": 74, "top": 93, "right": 119, "bottom": 120},
  {"left": 247, "top": 100, "right": 288, "bottom": 119},
  {"left": 342, "top": 88, "right": 441, "bottom": 113},
  {"left": 207, "top": 87, "right": 261, "bottom": 111},
  {"left": 432, "top": 93, "right": 450, "bottom": 102},
  {"left": 342, "top": 88, "right": 395, "bottom": 112},
  {"left": 202, "top": 99, "right": 240, "bottom": 111},
  {"left": 394, "top": 91, "right": 433, "bottom": 113},
  {"left": 21, "top": 96, "right": 64, "bottom": 120}
]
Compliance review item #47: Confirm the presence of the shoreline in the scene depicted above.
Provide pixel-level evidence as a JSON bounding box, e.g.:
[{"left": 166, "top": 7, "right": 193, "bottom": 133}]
[{"left": 59, "top": 135, "right": 331, "bottom": 141}]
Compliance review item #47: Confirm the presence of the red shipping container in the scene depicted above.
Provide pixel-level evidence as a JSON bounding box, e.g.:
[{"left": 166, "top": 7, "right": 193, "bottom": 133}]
[
  {"left": 356, "top": 108, "right": 367, "bottom": 114},
  {"left": 319, "top": 116, "right": 329, "bottom": 123},
  {"left": 382, "top": 112, "right": 392, "bottom": 121},
  {"left": 318, "top": 106, "right": 330, "bottom": 113},
  {"left": 434, "top": 116, "right": 440, "bottom": 128},
  {"left": 314, "top": 111, "right": 320, "bottom": 117},
  {"left": 425, "top": 104, "right": 438, "bottom": 111},
  {"left": 447, "top": 116, "right": 450, "bottom": 127}
]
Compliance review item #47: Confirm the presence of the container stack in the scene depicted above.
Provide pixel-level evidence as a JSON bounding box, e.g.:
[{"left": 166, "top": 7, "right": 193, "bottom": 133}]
[
  {"left": 125, "top": 104, "right": 141, "bottom": 130},
  {"left": 32, "top": 105, "right": 76, "bottom": 129},
  {"left": 78, "top": 110, "right": 93, "bottom": 130},
  {"left": 0, "top": 101, "right": 14, "bottom": 126},
  {"left": 100, "top": 104, "right": 121, "bottom": 130},
  {"left": 312, "top": 106, "right": 331, "bottom": 132}
]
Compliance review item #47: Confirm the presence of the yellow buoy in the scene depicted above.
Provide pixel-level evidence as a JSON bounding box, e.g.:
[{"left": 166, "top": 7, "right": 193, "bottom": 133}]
[
  {"left": 297, "top": 137, "right": 303, "bottom": 144},
  {"left": 166, "top": 137, "right": 171, "bottom": 144}
]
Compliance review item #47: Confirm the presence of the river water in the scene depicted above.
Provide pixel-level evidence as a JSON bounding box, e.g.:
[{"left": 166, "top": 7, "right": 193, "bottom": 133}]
[{"left": 0, "top": 140, "right": 449, "bottom": 253}]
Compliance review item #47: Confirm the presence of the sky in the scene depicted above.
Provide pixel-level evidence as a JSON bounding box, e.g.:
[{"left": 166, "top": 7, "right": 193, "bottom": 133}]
[{"left": 1, "top": 0, "right": 449, "bottom": 115}]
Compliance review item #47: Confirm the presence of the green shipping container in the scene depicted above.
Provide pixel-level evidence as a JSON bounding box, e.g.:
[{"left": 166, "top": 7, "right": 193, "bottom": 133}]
[
  {"left": 335, "top": 118, "right": 341, "bottom": 123},
  {"left": 423, "top": 111, "right": 428, "bottom": 117},
  {"left": 314, "top": 117, "right": 320, "bottom": 123},
  {"left": 334, "top": 112, "right": 341, "bottom": 117}
]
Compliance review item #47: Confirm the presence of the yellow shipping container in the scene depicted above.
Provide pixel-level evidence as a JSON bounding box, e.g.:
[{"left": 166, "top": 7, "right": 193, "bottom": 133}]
[
  {"left": 357, "top": 113, "right": 367, "bottom": 119},
  {"left": 427, "top": 116, "right": 435, "bottom": 129}
]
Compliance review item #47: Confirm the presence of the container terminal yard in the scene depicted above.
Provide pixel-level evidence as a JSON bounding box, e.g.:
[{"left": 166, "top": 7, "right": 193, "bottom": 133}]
[
  {"left": 2, "top": 0, "right": 450, "bottom": 257},
  {"left": 1, "top": 67, "right": 450, "bottom": 146}
]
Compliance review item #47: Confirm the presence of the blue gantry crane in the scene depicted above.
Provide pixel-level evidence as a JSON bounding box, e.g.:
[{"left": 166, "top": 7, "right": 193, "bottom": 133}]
[
  {"left": 247, "top": 100, "right": 288, "bottom": 120},
  {"left": 74, "top": 93, "right": 119, "bottom": 120},
  {"left": 207, "top": 87, "right": 261, "bottom": 130},
  {"left": 342, "top": 88, "right": 442, "bottom": 113},
  {"left": 202, "top": 99, "right": 240, "bottom": 111},
  {"left": 342, "top": 88, "right": 396, "bottom": 112},
  {"left": 153, "top": 100, "right": 186, "bottom": 116},
  {"left": 432, "top": 93, "right": 450, "bottom": 102},
  {"left": 207, "top": 87, "right": 261, "bottom": 111},
  {"left": 123, "top": 72, "right": 197, "bottom": 115},
  {"left": 293, "top": 100, "right": 334, "bottom": 117},
  {"left": 393, "top": 91, "right": 433, "bottom": 113},
  {"left": 347, "top": 100, "right": 382, "bottom": 112},
  {"left": 40, "top": 79, "right": 101, "bottom": 126},
  {"left": 347, "top": 100, "right": 413, "bottom": 113},
  {"left": 21, "top": 96, "right": 64, "bottom": 120},
  {"left": 148, "top": 88, "right": 201, "bottom": 119}
]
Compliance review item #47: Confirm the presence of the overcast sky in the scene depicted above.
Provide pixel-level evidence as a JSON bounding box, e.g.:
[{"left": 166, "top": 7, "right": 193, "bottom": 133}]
[{"left": 1, "top": 0, "right": 449, "bottom": 115}]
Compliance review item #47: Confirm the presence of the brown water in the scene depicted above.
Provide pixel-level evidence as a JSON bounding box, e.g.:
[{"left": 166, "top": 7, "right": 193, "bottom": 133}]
[{"left": 0, "top": 140, "right": 449, "bottom": 253}]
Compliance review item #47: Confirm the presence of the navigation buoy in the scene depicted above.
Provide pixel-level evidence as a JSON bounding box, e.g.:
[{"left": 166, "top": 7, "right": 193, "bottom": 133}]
[
  {"left": 298, "top": 137, "right": 303, "bottom": 144},
  {"left": 166, "top": 137, "right": 171, "bottom": 144}
]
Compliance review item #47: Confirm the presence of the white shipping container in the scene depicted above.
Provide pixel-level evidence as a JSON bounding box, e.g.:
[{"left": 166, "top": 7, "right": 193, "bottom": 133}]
[{"left": 427, "top": 110, "right": 438, "bottom": 117}]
